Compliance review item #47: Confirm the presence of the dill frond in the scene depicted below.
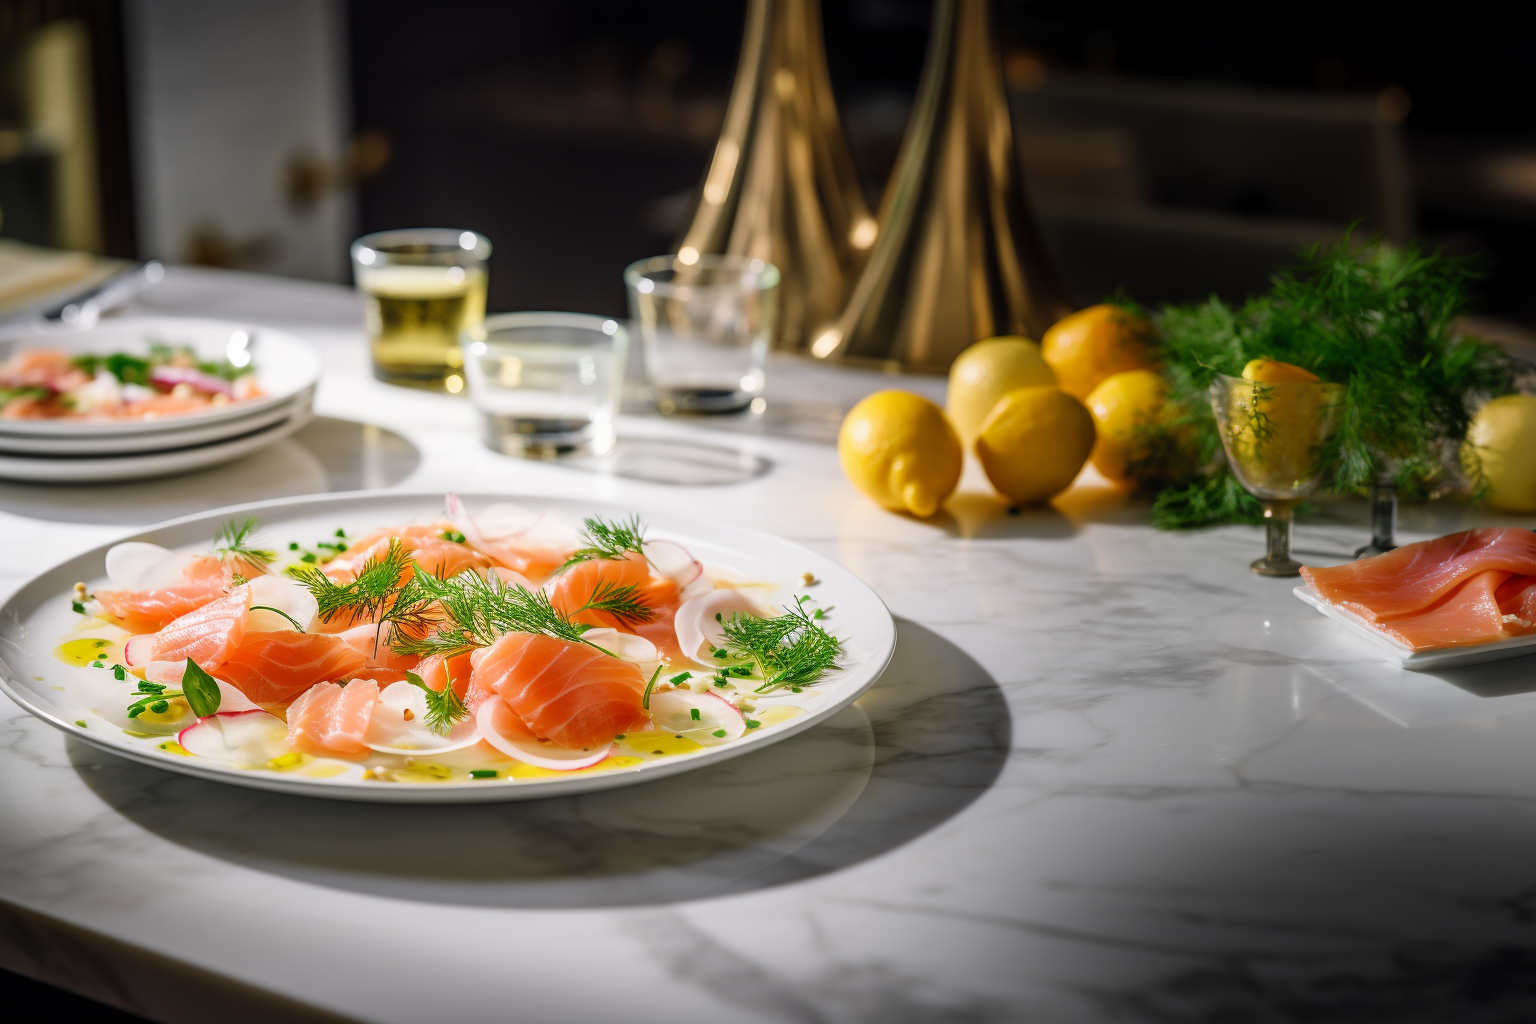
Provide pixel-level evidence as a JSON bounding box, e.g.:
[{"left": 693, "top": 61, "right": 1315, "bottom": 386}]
[
  {"left": 296, "top": 539, "right": 412, "bottom": 629},
  {"left": 578, "top": 578, "right": 654, "bottom": 628},
  {"left": 559, "top": 514, "right": 647, "bottom": 570},
  {"left": 719, "top": 602, "right": 842, "bottom": 693},
  {"left": 213, "top": 517, "right": 275, "bottom": 569},
  {"left": 389, "top": 572, "right": 602, "bottom": 658},
  {"left": 405, "top": 670, "right": 467, "bottom": 736}
]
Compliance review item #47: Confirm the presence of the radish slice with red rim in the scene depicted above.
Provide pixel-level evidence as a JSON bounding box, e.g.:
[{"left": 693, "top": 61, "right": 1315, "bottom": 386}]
[
  {"left": 364, "top": 681, "right": 482, "bottom": 754},
  {"left": 674, "top": 588, "right": 764, "bottom": 665},
  {"left": 647, "top": 689, "right": 746, "bottom": 745},
  {"left": 104, "top": 542, "right": 197, "bottom": 592},
  {"left": 177, "top": 709, "right": 289, "bottom": 763},
  {"left": 581, "top": 628, "right": 658, "bottom": 663},
  {"left": 476, "top": 696, "right": 611, "bottom": 769},
  {"left": 644, "top": 539, "right": 702, "bottom": 587},
  {"left": 124, "top": 633, "right": 155, "bottom": 668}
]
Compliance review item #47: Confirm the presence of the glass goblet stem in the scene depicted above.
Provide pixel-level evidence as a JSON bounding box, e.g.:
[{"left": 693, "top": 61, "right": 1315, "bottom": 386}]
[
  {"left": 1355, "top": 481, "right": 1397, "bottom": 558},
  {"left": 1252, "top": 501, "right": 1304, "bottom": 577}
]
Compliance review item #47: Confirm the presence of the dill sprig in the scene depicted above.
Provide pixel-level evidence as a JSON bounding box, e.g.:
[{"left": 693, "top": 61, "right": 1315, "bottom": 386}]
[
  {"left": 718, "top": 602, "right": 842, "bottom": 693},
  {"left": 405, "top": 670, "right": 466, "bottom": 736},
  {"left": 213, "top": 517, "right": 275, "bottom": 570},
  {"left": 1132, "top": 234, "right": 1512, "bottom": 529},
  {"left": 389, "top": 572, "right": 604, "bottom": 658},
  {"left": 559, "top": 514, "right": 646, "bottom": 570},
  {"left": 581, "top": 578, "right": 654, "bottom": 628},
  {"left": 295, "top": 539, "right": 412, "bottom": 629}
]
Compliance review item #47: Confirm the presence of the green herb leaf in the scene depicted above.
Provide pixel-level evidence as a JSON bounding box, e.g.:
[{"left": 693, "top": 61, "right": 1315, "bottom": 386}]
[
  {"left": 405, "top": 670, "right": 467, "bottom": 736},
  {"left": 559, "top": 514, "right": 646, "bottom": 570},
  {"left": 213, "top": 517, "right": 276, "bottom": 569},
  {"left": 642, "top": 663, "right": 663, "bottom": 710},
  {"left": 181, "top": 659, "right": 222, "bottom": 718},
  {"left": 718, "top": 601, "right": 842, "bottom": 694}
]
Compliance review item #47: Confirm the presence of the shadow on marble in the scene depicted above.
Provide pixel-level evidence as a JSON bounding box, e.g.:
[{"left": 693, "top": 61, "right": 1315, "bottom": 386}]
[
  {"left": 71, "top": 619, "right": 1008, "bottom": 908},
  {"left": 561, "top": 436, "right": 771, "bottom": 487},
  {"left": 0, "top": 418, "right": 418, "bottom": 525}
]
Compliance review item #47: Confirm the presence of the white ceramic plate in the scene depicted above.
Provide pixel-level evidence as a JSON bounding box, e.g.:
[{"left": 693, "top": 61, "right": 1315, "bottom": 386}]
[
  {"left": 1295, "top": 584, "right": 1536, "bottom": 669},
  {"left": 0, "top": 406, "right": 313, "bottom": 482},
  {"left": 0, "top": 317, "right": 321, "bottom": 437},
  {"left": 0, "top": 386, "right": 313, "bottom": 455},
  {"left": 0, "top": 492, "right": 897, "bottom": 803}
]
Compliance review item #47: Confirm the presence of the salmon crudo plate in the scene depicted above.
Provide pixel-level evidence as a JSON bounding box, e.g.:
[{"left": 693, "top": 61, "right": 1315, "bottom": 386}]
[
  {"left": 0, "top": 493, "right": 895, "bottom": 802},
  {"left": 1295, "top": 528, "right": 1536, "bottom": 669}
]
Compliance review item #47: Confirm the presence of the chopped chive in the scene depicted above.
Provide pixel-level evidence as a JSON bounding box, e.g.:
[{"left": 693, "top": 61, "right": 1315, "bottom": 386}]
[
  {"left": 301, "top": 552, "right": 317, "bottom": 563},
  {"left": 642, "top": 663, "right": 663, "bottom": 710},
  {"left": 289, "top": 542, "right": 300, "bottom": 550},
  {"left": 713, "top": 648, "right": 728, "bottom": 659},
  {"left": 714, "top": 678, "right": 728, "bottom": 687},
  {"left": 745, "top": 719, "right": 761, "bottom": 729},
  {"left": 113, "top": 665, "right": 125, "bottom": 680},
  {"left": 614, "top": 733, "right": 626, "bottom": 740},
  {"left": 335, "top": 528, "right": 346, "bottom": 537},
  {"left": 74, "top": 719, "right": 87, "bottom": 728},
  {"left": 689, "top": 708, "right": 701, "bottom": 721},
  {"left": 71, "top": 601, "right": 85, "bottom": 614},
  {"left": 151, "top": 700, "right": 169, "bottom": 713},
  {"left": 669, "top": 671, "right": 692, "bottom": 684},
  {"left": 712, "top": 729, "right": 726, "bottom": 738},
  {"left": 791, "top": 686, "right": 803, "bottom": 693},
  {"left": 469, "top": 769, "right": 497, "bottom": 779}
]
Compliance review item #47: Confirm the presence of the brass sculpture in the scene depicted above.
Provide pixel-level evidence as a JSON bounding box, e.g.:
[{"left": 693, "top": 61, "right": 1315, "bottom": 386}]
[
  {"left": 675, "top": 0, "right": 875, "bottom": 351},
  {"left": 811, "top": 0, "right": 1073, "bottom": 371}
]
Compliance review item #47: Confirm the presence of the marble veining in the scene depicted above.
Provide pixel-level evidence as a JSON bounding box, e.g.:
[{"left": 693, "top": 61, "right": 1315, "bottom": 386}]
[{"left": 3, "top": 268, "right": 1536, "bottom": 1021}]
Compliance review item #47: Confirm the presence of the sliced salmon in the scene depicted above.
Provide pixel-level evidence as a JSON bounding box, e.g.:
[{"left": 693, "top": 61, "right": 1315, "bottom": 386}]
[
  {"left": 322, "top": 525, "right": 488, "bottom": 585},
  {"left": 338, "top": 623, "right": 421, "bottom": 672},
  {"left": 549, "top": 555, "right": 679, "bottom": 632},
  {"left": 1302, "top": 529, "right": 1536, "bottom": 623},
  {"left": 1372, "top": 570, "right": 1512, "bottom": 650},
  {"left": 286, "top": 679, "right": 380, "bottom": 756},
  {"left": 218, "top": 631, "right": 369, "bottom": 704},
  {"left": 467, "top": 632, "right": 649, "bottom": 749},
  {"left": 414, "top": 649, "right": 474, "bottom": 700},
  {"left": 634, "top": 603, "right": 687, "bottom": 664},
  {"left": 1496, "top": 575, "right": 1536, "bottom": 629},
  {"left": 142, "top": 585, "right": 251, "bottom": 669},
  {"left": 95, "top": 553, "right": 230, "bottom": 633},
  {"left": 472, "top": 537, "right": 569, "bottom": 584}
]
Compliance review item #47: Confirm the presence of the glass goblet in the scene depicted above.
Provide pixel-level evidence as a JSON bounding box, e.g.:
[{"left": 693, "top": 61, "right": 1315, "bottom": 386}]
[{"left": 1210, "top": 373, "right": 1346, "bottom": 576}]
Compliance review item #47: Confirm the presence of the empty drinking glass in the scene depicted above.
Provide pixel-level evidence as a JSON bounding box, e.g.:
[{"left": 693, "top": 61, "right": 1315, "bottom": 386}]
[
  {"left": 625, "top": 254, "right": 779, "bottom": 414},
  {"left": 462, "top": 313, "right": 627, "bottom": 457}
]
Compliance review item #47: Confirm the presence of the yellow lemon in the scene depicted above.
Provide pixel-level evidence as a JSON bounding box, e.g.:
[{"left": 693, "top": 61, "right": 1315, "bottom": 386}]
[
  {"left": 838, "top": 390, "right": 962, "bottom": 517},
  {"left": 1085, "top": 369, "right": 1167, "bottom": 483},
  {"left": 1041, "top": 304, "right": 1154, "bottom": 400},
  {"left": 1463, "top": 395, "right": 1536, "bottom": 512},
  {"left": 946, "top": 336, "right": 1057, "bottom": 446},
  {"left": 974, "top": 386, "right": 1096, "bottom": 504},
  {"left": 1241, "top": 356, "right": 1318, "bottom": 383}
]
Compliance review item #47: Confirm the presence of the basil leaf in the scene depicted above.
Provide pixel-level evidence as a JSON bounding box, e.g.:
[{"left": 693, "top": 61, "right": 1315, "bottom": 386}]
[{"left": 181, "top": 658, "right": 222, "bottom": 718}]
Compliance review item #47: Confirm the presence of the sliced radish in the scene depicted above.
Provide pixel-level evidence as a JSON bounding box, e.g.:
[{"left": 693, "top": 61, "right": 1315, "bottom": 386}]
[
  {"left": 476, "top": 696, "right": 611, "bottom": 769},
  {"left": 679, "top": 575, "right": 714, "bottom": 603},
  {"left": 124, "top": 633, "right": 156, "bottom": 668},
  {"left": 177, "top": 709, "right": 289, "bottom": 763},
  {"left": 581, "top": 628, "right": 658, "bottom": 663},
  {"left": 647, "top": 689, "right": 746, "bottom": 745},
  {"left": 105, "top": 542, "right": 196, "bottom": 591},
  {"left": 674, "top": 588, "right": 764, "bottom": 665},
  {"left": 644, "top": 539, "right": 702, "bottom": 588},
  {"left": 364, "top": 680, "right": 482, "bottom": 754},
  {"left": 246, "top": 574, "right": 318, "bottom": 632}
]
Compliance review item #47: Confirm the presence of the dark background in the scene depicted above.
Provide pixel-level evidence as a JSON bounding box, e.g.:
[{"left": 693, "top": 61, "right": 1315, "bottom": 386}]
[{"left": 349, "top": 0, "right": 1536, "bottom": 325}]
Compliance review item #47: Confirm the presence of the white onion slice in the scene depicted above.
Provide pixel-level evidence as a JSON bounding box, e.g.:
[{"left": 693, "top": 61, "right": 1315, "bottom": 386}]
[
  {"left": 476, "top": 696, "right": 611, "bottom": 769},
  {"left": 177, "top": 710, "right": 289, "bottom": 763},
  {"left": 674, "top": 588, "right": 764, "bottom": 665},
  {"left": 245, "top": 574, "right": 317, "bottom": 632},
  {"left": 124, "top": 633, "right": 155, "bottom": 668},
  {"left": 364, "top": 680, "right": 482, "bottom": 754},
  {"left": 679, "top": 576, "right": 714, "bottom": 603},
  {"left": 105, "top": 542, "right": 196, "bottom": 592},
  {"left": 644, "top": 539, "right": 702, "bottom": 588},
  {"left": 581, "top": 628, "right": 658, "bottom": 663},
  {"left": 647, "top": 689, "right": 746, "bottom": 745}
]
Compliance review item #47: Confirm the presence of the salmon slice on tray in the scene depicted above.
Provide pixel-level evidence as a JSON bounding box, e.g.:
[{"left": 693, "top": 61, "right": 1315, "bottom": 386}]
[
  {"left": 321, "top": 526, "right": 489, "bottom": 586},
  {"left": 218, "top": 631, "right": 369, "bottom": 704},
  {"left": 1301, "top": 529, "right": 1536, "bottom": 623},
  {"left": 466, "top": 632, "right": 650, "bottom": 749},
  {"left": 1372, "top": 570, "right": 1513, "bottom": 651}
]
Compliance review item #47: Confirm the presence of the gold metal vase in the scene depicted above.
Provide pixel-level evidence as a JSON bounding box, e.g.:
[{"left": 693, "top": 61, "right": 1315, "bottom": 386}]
[
  {"left": 811, "top": 0, "right": 1073, "bottom": 371},
  {"left": 676, "top": 0, "right": 875, "bottom": 351}
]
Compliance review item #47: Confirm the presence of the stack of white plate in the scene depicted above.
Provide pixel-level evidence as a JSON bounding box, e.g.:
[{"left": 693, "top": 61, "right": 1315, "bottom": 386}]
[{"left": 0, "top": 317, "right": 321, "bottom": 482}]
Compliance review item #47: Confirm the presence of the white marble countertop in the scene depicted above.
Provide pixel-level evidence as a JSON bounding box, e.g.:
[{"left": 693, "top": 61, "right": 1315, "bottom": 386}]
[{"left": 4, "top": 268, "right": 1536, "bottom": 1024}]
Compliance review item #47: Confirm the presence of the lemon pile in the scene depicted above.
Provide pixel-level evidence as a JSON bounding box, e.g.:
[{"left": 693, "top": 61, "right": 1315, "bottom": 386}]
[{"left": 838, "top": 305, "right": 1159, "bottom": 516}]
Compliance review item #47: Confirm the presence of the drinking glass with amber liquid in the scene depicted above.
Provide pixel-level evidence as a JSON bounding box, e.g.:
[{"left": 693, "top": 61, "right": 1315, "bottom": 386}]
[{"left": 351, "top": 228, "right": 491, "bottom": 391}]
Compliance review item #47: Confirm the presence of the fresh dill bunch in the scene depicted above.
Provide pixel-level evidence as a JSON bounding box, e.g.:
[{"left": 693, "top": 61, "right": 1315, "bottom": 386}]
[
  {"left": 390, "top": 572, "right": 602, "bottom": 657},
  {"left": 296, "top": 539, "right": 411, "bottom": 629},
  {"left": 1138, "top": 235, "right": 1512, "bottom": 529},
  {"left": 405, "top": 670, "right": 466, "bottom": 735},
  {"left": 560, "top": 515, "right": 646, "bottom": 570},
  {"left": 213, "top": 517, "right": 275, "bottom": 570},
  {"left": 719, "top": 602, "right": 842, "bottom": 693}
]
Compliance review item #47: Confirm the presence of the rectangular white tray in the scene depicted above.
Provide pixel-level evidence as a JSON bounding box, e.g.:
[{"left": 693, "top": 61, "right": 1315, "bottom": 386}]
[{"left": 1294, "top": 585, "right": 1536, "bottom": 670}]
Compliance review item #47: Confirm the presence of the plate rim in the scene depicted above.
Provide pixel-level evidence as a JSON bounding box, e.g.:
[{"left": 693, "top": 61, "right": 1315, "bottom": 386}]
[
  {"left": 0, "top": 316, "right": 322, "bottom": 437},
  {"left": 0, "top": 490, "right": 897, "bottom": 803}
]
